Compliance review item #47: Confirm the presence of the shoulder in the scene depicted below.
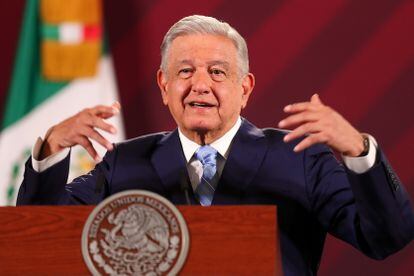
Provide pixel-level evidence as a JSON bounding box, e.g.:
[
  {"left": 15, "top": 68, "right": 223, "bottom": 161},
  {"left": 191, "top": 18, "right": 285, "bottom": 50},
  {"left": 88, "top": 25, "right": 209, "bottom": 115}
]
[
  {"left": 262, "top": 127, "right": 289, "bottom": 142},
  {"left": 240, "top": 118, "right": 288, "bottom": 141},
  {"left": 240, "top": 119, "right": 297, "bottom": 156},
  {"left": 114, "top": 131, "right": 171, "bottom": 156},
  {"left": 98, "top": 131, "right": 173, "bottom": 185},
  {"left": 242, "top": 118, "right": 289, "bottom": 146},
  {"left": 117, "top": 131, "right": 170, "bottom": 146},
  {"left": 242, "top": 119, "right": 330, "bottom": 156}
]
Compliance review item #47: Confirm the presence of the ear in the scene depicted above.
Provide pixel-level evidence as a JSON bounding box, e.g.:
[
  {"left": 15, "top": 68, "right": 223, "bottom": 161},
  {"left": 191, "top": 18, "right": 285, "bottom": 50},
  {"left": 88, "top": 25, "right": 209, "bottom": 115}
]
[
  {"left": 157, "top": 69, "right": 169, "bottom": 106},
  {"left": 240, "top": 73, "right": 255, "bottom": 109}
]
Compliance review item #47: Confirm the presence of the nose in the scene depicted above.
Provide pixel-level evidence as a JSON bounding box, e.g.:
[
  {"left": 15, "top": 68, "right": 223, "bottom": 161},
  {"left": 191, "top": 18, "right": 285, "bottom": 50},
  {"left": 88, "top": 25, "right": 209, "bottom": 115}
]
[{"left": 191, "top": 70, "right": 212, "bottom": 94}]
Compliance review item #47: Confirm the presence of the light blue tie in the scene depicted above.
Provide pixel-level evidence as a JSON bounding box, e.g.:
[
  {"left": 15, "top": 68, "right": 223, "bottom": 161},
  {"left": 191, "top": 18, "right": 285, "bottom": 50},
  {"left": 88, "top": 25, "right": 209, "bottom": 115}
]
[{"left": 195, "top": 145, "right": 218, "bottom": 206}]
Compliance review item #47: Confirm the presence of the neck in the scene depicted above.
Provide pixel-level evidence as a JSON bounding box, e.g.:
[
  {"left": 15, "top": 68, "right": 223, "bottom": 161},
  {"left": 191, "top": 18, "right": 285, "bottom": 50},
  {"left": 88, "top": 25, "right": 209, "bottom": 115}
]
[
  {"left": 181, "top": 129, "right": 223, "bottom": 145},
  {"left": 179, "top": 117, "right": 241, "bottom": 145}
]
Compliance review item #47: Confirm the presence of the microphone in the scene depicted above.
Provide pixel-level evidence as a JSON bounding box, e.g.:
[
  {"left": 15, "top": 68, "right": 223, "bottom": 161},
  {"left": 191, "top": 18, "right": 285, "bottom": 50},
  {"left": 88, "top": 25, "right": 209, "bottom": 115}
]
[{"left": 179, "top": 171, "right": 192, "bottom": 205}]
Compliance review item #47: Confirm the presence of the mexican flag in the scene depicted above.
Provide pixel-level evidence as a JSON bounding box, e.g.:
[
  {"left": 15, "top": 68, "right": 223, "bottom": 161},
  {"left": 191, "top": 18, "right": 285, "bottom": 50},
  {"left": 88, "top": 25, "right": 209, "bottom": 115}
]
[{"left": 0, "top": 0, "right": 124, "bottom": 206}]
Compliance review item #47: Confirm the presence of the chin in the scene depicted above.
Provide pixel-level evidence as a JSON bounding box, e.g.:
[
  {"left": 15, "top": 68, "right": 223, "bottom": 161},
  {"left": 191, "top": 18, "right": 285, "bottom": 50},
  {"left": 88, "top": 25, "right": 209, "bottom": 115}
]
[
  {"left": 185, "top": 119, "right": 218, "bottom": 133},
  {"left": 190, "top": 124, "right": 215, "bottom": 133}
]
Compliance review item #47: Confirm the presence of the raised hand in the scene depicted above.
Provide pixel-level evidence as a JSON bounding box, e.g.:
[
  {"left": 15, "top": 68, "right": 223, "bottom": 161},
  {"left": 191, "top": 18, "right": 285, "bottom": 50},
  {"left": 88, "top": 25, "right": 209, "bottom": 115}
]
[
  {"left": 39, "top": 102, "right": 121, "bottom": 161},
  {"left": 278, "top": 94, "right": 365, "bottom": 157}
]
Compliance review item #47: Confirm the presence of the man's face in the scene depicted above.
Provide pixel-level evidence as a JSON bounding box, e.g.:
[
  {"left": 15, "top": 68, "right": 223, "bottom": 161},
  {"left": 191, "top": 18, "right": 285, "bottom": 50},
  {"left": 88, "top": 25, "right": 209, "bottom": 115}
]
[{"left": 157, "top": 34, "right": 254, "bottom": 143}]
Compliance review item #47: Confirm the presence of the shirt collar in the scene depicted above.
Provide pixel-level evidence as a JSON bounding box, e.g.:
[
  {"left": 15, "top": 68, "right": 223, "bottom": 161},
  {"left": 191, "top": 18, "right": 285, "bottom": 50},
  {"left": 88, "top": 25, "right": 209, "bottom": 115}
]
[{"left": 178, "top": 117, "right": 242, "bottom": 162}]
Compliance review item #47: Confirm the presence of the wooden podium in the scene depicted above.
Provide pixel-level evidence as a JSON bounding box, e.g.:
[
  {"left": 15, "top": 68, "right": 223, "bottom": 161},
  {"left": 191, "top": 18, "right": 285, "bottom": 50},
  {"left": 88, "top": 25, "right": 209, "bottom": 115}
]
[{"left": 0, "top": 206, "right": 282, "bottom": 275}]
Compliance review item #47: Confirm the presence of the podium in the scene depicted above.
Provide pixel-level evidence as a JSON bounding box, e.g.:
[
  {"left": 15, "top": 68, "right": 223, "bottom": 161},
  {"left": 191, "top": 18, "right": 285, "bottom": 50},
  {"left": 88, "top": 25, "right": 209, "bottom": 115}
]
[{"left": 0, "top": 206, "right": 282, "bottom": 275}]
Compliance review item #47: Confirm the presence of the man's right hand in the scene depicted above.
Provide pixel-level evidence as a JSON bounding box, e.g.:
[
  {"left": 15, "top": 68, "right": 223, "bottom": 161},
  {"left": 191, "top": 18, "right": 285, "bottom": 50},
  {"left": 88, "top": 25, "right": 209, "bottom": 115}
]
[{"left": 39, "top": 102, "right": 121, "bottom": 162}]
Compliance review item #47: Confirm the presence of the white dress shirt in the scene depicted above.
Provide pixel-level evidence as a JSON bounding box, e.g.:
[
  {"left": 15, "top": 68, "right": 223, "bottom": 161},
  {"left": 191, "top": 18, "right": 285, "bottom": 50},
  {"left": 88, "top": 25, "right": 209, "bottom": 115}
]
[
  {"left": 178, "top": 117, "right": 242, "bottom": 191},
  {"left": 32, "top": 117, "right": 378, "bottom": 191}
]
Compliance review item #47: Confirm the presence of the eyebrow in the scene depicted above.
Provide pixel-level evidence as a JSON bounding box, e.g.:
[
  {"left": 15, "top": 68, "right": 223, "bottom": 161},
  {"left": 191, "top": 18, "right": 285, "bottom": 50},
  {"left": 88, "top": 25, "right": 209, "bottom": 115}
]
[
  {"left": 207, "top": 60, "right": 230, "bottom": 70},
  {"left": 178, "top": 59, "right": 193, "bottom": 65},
  {"left": 177, "top": 59, "right": 230, "bottom": 69}
]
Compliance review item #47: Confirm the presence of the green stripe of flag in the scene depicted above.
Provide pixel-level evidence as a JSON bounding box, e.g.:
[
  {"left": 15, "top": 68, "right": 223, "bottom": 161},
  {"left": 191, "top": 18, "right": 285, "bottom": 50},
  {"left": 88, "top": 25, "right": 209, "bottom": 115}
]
[
  {"left": 42, "top": 23, "right": 59, "bottom": 40},
  {"left": 1, "top": 0, "right": 67, "bottom": 130}
]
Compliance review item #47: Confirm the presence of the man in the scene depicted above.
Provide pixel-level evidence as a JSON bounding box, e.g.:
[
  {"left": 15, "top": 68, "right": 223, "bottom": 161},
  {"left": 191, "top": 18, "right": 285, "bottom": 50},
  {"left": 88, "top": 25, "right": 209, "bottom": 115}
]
[{"left": 17, "top": 15, "right": 414, "bottom": 275}]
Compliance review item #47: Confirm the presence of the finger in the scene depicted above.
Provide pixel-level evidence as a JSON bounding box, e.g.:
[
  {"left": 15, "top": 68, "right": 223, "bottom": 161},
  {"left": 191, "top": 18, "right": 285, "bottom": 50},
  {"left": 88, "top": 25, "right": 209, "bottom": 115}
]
[
  {"left": 112, "top": 101, "right": 121, "bottom": 111},
  {"left": 283, "top": 122, "right": 321, "bottom": 142},
  {"left": 98, "top": 101, "right": 122, "bottom": 119},
  {"left": 88, "top": 115, "right": 117, "bottom": 134},
  {"left": 91, "top": 105, "right": 120, "bottom": 118},
  {"left": 278, "top": 111, "right": 319, "bottom": 128},
  {"left": 293, "top": 133, "right": 328, "bottom": 152},
  {"left": 98, "top": 112, "right": 118, "bottom": 119},
  {"left": 310, "top": 93, "right": 323, "bottom": 104},
  {"left": 74, "top": 136, "right": 101, "bottom": 162},
  {"left": 79, "top": 127, "right": 113, "bottom": 151},
  {"left": 283, "top": 102, "right": 319, "bottom": 114}
]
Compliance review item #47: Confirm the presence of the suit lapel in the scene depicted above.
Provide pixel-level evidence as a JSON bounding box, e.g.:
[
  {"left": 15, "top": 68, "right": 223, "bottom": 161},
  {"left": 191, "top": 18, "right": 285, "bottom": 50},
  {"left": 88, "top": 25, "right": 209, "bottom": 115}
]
[
  {"left": 151, "top": 120, "right": 268, "bottom": 205},
  {"left": 151, "top": 130, "right": 188, "bottom": 199},
  {"left": 214, "top": 119, "right": 268, "bottom": 203}
]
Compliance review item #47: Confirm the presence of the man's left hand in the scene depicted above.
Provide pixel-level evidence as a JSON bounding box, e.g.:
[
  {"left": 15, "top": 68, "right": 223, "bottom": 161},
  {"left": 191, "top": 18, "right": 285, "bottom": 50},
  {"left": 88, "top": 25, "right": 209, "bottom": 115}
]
[{"left": 278, "top": 94, "right": 365, "bottom": 157}]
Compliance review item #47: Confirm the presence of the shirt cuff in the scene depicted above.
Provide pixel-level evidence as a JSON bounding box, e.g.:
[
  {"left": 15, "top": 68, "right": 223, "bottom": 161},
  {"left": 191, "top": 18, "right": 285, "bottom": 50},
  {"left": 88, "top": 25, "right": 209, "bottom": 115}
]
[
  {"left": 342, "top": 134, "right": 378, "bottom": 174},
  {"left": 31, "top": 137, "right": 70, "bottom": 173}
]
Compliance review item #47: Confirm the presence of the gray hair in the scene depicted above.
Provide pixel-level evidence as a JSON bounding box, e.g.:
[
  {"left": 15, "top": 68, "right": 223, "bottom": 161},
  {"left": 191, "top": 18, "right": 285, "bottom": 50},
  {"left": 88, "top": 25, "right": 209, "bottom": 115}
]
[{"left": 160, "top": 15, "right": 249, "bottom": 76}]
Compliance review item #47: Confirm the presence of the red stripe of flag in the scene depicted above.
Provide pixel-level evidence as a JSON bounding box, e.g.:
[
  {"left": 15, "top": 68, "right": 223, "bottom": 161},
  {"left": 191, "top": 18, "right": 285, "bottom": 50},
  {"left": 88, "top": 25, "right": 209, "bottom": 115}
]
[{"left": 83, "top": 25, "right": 101, "bottom": 41}]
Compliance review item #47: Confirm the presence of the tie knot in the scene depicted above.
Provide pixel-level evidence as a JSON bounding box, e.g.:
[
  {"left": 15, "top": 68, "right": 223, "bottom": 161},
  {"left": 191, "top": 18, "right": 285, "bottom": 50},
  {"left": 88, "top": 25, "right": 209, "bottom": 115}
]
[{"left": 195, "top": 145, "right": 218, "bottom": 166}]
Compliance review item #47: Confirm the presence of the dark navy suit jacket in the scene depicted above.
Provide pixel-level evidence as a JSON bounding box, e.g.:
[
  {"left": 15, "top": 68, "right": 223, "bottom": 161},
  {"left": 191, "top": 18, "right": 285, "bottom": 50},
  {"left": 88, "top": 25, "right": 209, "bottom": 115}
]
[{"left": 17, "top": 119, "right": 414, "bottom": 275}]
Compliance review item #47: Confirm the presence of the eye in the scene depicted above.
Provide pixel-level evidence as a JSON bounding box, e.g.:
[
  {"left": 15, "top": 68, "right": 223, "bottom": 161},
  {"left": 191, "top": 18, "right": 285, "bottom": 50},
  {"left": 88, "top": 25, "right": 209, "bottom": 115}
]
[
  {"left": 210, "top": 69, "right": 225, "bottom": 75},
  {"left": 209, "top": 68, "right": 227, "bottom": 81},
  {"left": 178, "top": 68, "right": 193, "bottom": 78}
]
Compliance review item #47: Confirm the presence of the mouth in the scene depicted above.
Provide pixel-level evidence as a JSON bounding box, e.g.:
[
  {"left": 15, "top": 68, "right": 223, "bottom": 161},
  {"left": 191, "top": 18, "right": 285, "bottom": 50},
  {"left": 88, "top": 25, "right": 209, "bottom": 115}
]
[{"left": 188, "top": 101, "right": 216, "bottom": 108}]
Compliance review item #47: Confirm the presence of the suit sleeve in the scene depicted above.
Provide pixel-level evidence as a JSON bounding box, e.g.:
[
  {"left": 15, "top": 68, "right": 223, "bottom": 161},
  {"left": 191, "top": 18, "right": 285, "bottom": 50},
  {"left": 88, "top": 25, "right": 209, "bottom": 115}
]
[
  {"left": 305, "top": 145, "right": 414, "bottom": 259},
  {"left": 16, "top": 146, "right": 118, "bottom": 205}
]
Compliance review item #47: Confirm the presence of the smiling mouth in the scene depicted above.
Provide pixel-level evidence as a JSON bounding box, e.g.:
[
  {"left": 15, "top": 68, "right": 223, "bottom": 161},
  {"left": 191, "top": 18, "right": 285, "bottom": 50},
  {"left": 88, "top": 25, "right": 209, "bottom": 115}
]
[{"left": 189, "top": 102, "right": 215, "bottom": 108}]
